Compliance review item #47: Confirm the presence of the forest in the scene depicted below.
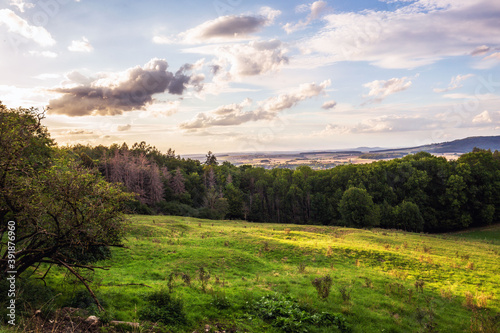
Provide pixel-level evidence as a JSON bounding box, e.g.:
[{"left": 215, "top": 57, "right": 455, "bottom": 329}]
[{"left": 71, "top": 134, "right": 500, "bottom": 234}]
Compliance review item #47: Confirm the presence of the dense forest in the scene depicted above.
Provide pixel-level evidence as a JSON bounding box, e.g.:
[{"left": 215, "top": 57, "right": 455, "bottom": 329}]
[{"left": 71, "top": 138, "right": 500, "bottom": 233}]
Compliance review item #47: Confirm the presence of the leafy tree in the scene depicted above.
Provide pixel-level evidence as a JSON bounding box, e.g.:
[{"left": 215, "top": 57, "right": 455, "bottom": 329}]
[
  {"left": 394, "top": 201, "right": 424, "bottom": 232},
  {"left": 0, "top": 104, "right": 131, "bottom": 310},
  {"left": 338, "top": 187, "right": 379, "bottom": 228},
  {"left": 205, "top": 151, "right": 218, "bottom": 166}
]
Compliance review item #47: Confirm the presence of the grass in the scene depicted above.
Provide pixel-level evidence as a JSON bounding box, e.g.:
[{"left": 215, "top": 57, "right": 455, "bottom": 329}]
[{"left": 13, "top": 216, "right": 500, "bottom": 332}]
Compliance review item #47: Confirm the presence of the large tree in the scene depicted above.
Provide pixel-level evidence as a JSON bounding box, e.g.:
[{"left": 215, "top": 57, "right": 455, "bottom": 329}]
[
  {"left": 338, "top": 187, "right": 379, "bottom": 228},
  {"left": 0, "top": 104, "right": 131, "bottom": 310}
]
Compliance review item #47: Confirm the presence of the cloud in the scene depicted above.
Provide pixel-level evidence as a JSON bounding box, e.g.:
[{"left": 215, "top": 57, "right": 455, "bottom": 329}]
[
  {"left": 323, "top": 115, "right": 438, "bottom": 135},
  {"left": 64, "top": 129, "right": 94, "bottom": 135},
  {"left": 363, "top": 76, "right": 413, "bottom": 103},
  {"left": 210, "top": 39, "right": 289, "bottom": 80},
  {"left": 283, "top": 1, "right": 329, "bottom": 34},
  {"left": 141, "top": 100, "right": 181, "bottom": 118},
  {"left": 116, "top": 124, "right": 131, "bottom": 131},
  {"left": 434, "top": 74, "right": 474, "bottom": 93},
  {"left": 473, "top": 51, "right": 500, "bottom": 69},
  {"left": 33, "top": 73, "right": 61, "bottom": 80},
  {"left": 154, "top": 7, "right": 280, "bottom": 44},
  {"left": 9, "top": 0, "right": 34, "bottom": 12},
  {"left": 301, "top": 0, "right": 500, "bottom": 69},
  {"left": 321, "top": 100, "right": 337, "bottom": 109},
  {"left": 48, "top": 58, "right": 199, "bottom": 116},
  {"left": 180, "top": 80, "right": 330, "bottom": 129},
  {"left": 484, "top": 52, "right": 500, "bottom": 60},
  {"left": 0, "top": 9, "right": 55, "bottom": 46},
  {"left": 28, "top": 50, "right": 57, "bottom": 58},
  {"left": 472, "top": 110, "right": 492, "bottom": 124},
  {"left": 68, "top": 36, "right": 93, "bottom": 52},
  {"left": 471, "top": 45, "right": 491, "bottom": 56}
]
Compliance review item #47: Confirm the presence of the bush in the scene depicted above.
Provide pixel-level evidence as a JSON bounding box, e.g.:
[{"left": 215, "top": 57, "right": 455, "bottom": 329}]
[
  {"left": 312, "top": 275, "right": 333, "bottom": 299},
  {"left": 253, "top": 293, "right": 350, "bottom": 333},
  {"left": 0, "top": 278, "right": 58, "bottom": 322},
  {"left": 138, "top": 290, "right": 187, "bottom": 326},
  {"left": 156, "top": 200, "right": 198, "bottom": 217}
]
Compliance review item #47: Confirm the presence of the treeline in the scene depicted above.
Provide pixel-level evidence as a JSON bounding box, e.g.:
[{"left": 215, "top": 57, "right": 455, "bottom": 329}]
[{"left": 71, "top": 142, "right": 500, "bottom": 233}]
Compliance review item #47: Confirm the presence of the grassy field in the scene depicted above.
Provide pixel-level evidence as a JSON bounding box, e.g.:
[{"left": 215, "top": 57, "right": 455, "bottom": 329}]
[{"left": 27, "top": 216, "right": 500, "bottom": 332}]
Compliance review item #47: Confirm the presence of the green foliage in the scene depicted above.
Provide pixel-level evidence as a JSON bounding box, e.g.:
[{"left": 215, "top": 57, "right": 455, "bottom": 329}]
[
  {"left": 210, "top": 290, "right": 231, "bottom": 310},
  {"left": 138, "top": 290, "right": 187, "bottom": 326},
  {"left": 65, "top": 135, "right": 500, "bottom": 233},
  {"left": 0, "top": 104, "right": 132, "bottom": 313},
  {"left": 339, "top": 187, "right": 379, "bottom": 228},
  {"left": 0, "top": 278, "right": 57, "bottom": 322},
  {"left": 253, "top": 294, "right": 350, "bottom": 333},
  {"left": 394, "top": 201, "right": 424, "bottom": 232},
  {"left": 312, "top": 275, "right": 333, "bottom": 299}
]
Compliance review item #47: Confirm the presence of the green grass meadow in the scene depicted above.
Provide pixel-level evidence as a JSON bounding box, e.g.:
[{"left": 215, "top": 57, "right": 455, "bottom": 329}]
[{"left": 33, "top": 216, "right": 500, "bottom": 332}]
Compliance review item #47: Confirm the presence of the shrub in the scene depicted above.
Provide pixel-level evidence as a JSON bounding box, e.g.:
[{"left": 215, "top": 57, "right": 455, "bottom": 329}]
[
  {"left": 339, "top": 284, "right": 352, "bottom": 303},
  {"left": 253, "top": 294, "right": 351, "bottom": 333},
  {"left": 198, "top": 267, "right": 211, "bottom": 293},
  {"left": 210, "top": 290, "right": 231, "bottom": 310},
  {"left": 138, "top": 290, "right": 186, "bottom": 326},
  {"left": 312, "top": 275, "right": 333, "bottom": 299}
]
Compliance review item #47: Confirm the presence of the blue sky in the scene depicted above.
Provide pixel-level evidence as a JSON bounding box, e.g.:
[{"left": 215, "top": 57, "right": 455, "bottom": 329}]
[{"left": 1, "top": 0, "right": 500, "bottom": 154}]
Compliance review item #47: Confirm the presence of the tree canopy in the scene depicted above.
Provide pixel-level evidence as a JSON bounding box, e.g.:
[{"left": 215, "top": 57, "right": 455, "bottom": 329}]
[{"left": 0, "top": 104, "right": 131, "bottom": 310}]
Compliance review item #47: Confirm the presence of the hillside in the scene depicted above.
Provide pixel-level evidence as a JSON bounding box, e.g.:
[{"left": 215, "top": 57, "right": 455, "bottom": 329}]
[
  {"left": 26, "top": 215, "right": 500, "bottom": 333},
  {"left": 373, "top": 135, "right": 500, "bottom": 154}
]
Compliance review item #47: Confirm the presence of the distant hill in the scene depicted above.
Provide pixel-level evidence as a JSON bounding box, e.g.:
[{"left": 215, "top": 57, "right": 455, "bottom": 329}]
[{"left": 372, "top": 136, "right": 500, "bottom": 154}]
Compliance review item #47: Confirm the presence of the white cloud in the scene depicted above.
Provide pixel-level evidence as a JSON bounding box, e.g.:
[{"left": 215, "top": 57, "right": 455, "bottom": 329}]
[
  {"left": 68, "top": 36, "right": 93, "bottom": 52},
  {"left": 324, "top": 115, "right": 438, "bottom": 135},
  {"left": 141, "top": 100, "right": 181, "bottom": 118},
  {"left": 472, "top": 110, "right": 492, "bottom": 124},
  {"left": 434, "top": 74, "right": 474, "bottom": 93},
  {"left": 9, "top": 0, "right": 34, "bottom": 12},
  {"left": 363, "top": 76, "right": 413, "bottom": 102},
  {"left": 28, "top": 50, "right": 57, "bottom": 58},
  {"left": 283, "top": 1, "right": 329, "bottom": 34},
  {"left": 0, "top": 9, "right": 55, "bottom": 46},
  {"left": 301, "top": 0, "right": 500, "bottom": 69},
  {"left": 473, "top": 52, "right": 500, "bottom": 69},
  {"left": 321, "top": 100, "right": 337, "bottom": 109},
  {"left": 33, "top": 73, "right": 61, "bottom": 80},
  {"left": 154, "top": 7, "right": 280, "bottom": 44},
  {"left": 180, "top": 80, "right": 330, "bottom": 129},
  {"left": 215, "top": 39, "right": 289, "bottom": 80}
]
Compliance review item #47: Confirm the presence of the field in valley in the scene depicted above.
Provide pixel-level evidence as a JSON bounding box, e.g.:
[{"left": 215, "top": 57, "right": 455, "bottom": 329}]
[{"left": 28, "top": 216, "right": 500, "bottom": 332}]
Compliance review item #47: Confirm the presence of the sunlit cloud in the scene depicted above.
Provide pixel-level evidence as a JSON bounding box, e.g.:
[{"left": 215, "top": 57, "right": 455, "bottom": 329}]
[
  {"left": 68, "top": 36, "right": 93, "bottom": 52},
  {"left": 0, "top": 9, "right": 55, "bottom": 46}
]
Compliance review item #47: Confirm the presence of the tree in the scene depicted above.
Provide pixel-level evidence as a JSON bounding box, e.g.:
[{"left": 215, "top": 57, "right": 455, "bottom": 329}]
[
  {"left": 394, "top": 201, "right": 424, "bottom": 232},
  {"left": 338, "top": 187, "right": 379, "bottom": 228},
  {"left": 170, "top": 167, "right": 186, "bottom": 196},
  {"left": 0, "top": 105, "right": 131, "bottom": 310},
  {"left": 205, "top": 151, "right": 218, "bottom": 166}
]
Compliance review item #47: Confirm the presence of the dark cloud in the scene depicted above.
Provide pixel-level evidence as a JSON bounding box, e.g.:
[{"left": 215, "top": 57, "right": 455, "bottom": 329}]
[
  {"left": 48, "top": 59, "right": 199, "bottom": 116},
  {"left": 198, "top": 16, "right": 267, "bottom": 39},
  {"left": 321, "top": 100, "right": 337, "bottom": 109}
]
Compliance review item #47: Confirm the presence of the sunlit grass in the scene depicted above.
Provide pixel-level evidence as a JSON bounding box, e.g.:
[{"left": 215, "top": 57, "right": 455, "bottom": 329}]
[{"left": 35, "top": 215, "right": 500, "bottom": 332}]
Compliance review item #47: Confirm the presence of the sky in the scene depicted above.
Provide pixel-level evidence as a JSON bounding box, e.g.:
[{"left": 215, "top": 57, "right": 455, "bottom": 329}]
[{"left": 1, "top": 0, "right": 500, "bottom": 154}]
